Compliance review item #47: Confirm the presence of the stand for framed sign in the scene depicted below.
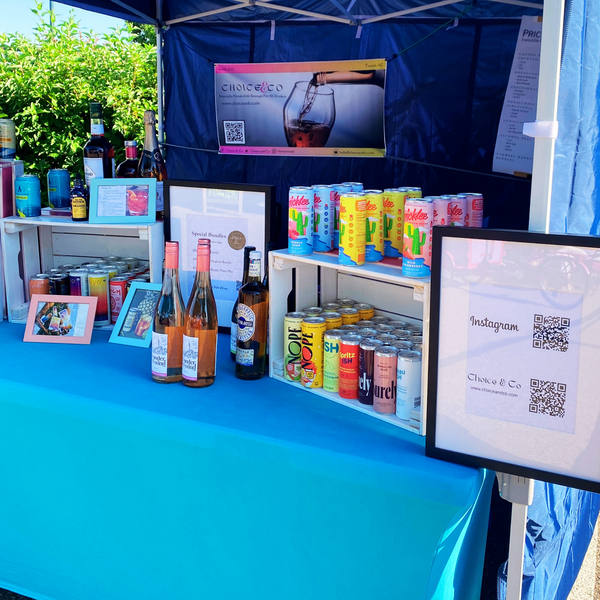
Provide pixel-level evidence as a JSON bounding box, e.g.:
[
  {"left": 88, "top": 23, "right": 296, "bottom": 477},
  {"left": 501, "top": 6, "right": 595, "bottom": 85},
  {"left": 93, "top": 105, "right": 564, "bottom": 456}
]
[{"left": 426, "top": 227, "right": 600, "bottom": 600}]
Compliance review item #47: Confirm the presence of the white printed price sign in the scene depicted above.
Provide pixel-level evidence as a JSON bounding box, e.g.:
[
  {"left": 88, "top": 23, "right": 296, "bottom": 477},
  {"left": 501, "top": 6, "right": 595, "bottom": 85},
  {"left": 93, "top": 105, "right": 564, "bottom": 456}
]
[{"left": 426, "top": 227, "right": 600, "bottom": 493}]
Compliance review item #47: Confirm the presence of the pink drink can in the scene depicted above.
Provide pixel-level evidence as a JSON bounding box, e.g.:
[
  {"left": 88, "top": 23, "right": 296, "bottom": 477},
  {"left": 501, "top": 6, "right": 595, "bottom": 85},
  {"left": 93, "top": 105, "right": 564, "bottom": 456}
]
[
  {"left": 449, "top": 195, "right": 467, "bottom": 226},
  {"left": 402, "top": 199, "right": 433, "bottom": 278},
  {"left": 373, "top": 346, "right": 398, "bottom": 414},
  {"left": 288, "top": 186, "right": 314, "bottom": 255},
  {"left": 463, "top": 193, "right": 484, "bottom": 227},
  {"left": 433, "top": 197, "right": 452, "bottom": 226}
]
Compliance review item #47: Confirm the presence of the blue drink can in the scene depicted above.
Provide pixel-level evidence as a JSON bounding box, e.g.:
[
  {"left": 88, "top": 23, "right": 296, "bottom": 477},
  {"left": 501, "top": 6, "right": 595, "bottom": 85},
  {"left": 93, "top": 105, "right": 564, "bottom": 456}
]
[
  {"left": 332, "top": 184, "right": 352, "bottom": 249},
  {"left": 14, "top": 174, "right": 41, "bottom": 217},
  {"left": 47, "top": 169, "right": 71, "bottom": 208},
  {"left": 312, "top": 185, "right": 334, "bottom": 252},
  {"left": 342, "top": 182, "right": 364, "bottom": 193},
  {"left": 288, "top": 186, "right": 314, "bottom": 255}
]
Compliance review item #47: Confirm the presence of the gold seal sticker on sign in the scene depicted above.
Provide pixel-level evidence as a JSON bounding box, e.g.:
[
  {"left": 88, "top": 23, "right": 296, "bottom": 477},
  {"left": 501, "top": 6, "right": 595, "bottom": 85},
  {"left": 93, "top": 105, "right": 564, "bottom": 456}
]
[{"left": 228, "top": 230, "right": 247, "bottom": 250}]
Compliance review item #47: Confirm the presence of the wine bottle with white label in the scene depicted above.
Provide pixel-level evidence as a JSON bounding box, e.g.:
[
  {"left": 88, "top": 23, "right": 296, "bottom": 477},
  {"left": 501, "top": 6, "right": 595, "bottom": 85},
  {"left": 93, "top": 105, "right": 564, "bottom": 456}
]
[
  {"left": 137, "top": 110, "right": 167, "bottom": 221},
  {"left": 152, "top": 241, "right": 185, "bottom": 383},
  {"left": 83, "top": 102, "right": 115, "bottom": 188},
  {"left": 235, "top": 251, "right": 268, "bottom": 380},
  {"left": 230, "top": 245, "right": 256, "bottom": 362},
  {"left": 182, "top": 239, "right": 218, "bottom": 388}
]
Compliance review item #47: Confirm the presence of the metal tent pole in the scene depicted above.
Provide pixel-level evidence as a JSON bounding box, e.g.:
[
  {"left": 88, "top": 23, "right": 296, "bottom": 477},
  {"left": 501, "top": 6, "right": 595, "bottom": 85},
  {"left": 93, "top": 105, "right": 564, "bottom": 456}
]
[
  {"left": 527, "top": 0, "right": 566, "bottom": 233},
  {"left": 156, "top": 0, "right": 164, "bottom": 145}
]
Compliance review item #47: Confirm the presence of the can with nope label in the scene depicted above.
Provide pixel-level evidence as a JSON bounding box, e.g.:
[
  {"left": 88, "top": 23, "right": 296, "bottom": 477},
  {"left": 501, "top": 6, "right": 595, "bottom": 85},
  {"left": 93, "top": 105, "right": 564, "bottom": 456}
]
[
  {"left": 339, "top": 193, "right": 366, "bottom": 266},
  {"left": 402, "top": 199, "right": 433, "bottom": 278},
  {"left": 301, "top": 316, "right": 326, "bottom": 388},
  {"left": 289, "top": 186, "right": 314, "bottom": 255},
  {"left": 364, "top": 190, "right": 384, "bottom": 262},
  {"left": 312, "top": 185, "right": 334, "bottom": 252},
  {"left": 462, "top": 193, "right": 484, "bottom": 227},
  {"left": 284, "top": 312, "right": 306, "bottom": 381},
  {"left": 339, "top": 334, "right": 362, "bottom": 399},
  {"left": 323, "top": 330, "right": 342, "bottom": 392}
]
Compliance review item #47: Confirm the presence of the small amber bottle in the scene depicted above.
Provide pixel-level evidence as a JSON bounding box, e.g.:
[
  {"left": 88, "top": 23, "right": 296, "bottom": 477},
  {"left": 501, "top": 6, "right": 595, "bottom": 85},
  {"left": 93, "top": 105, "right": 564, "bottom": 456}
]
[{"left": 70, "top": 173, "right": 89, "bottom": 221}]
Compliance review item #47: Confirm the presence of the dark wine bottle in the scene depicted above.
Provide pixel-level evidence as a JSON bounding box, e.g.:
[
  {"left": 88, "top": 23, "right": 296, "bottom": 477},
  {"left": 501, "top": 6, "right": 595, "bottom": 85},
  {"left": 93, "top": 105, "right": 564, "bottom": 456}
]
[
  {"left": 230, "top": 246, "right": 255, "bottom": 362},
  {"left": 83, "top": 102, "right": 114, "bottom": 188}
]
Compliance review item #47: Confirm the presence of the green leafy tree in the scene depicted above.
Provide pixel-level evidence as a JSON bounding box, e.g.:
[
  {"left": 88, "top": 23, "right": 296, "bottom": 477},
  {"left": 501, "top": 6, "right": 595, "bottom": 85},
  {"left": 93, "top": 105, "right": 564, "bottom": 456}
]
[{"left": 0, "top": 3, "right": 157, "bottom": 197}]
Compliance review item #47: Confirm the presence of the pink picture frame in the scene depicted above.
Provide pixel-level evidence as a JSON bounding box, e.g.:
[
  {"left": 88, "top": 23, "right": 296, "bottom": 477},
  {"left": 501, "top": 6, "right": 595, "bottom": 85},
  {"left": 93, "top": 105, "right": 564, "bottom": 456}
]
[{"left": 23, "top": 295, "right": 98, "bottom": 345}]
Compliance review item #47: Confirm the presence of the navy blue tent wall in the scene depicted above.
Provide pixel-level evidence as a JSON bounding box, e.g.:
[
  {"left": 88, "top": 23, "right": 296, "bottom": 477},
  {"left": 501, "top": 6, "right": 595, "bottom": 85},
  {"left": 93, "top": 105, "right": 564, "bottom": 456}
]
[{"left": 163, "top": 18, "right": 532, "bottom": 246}]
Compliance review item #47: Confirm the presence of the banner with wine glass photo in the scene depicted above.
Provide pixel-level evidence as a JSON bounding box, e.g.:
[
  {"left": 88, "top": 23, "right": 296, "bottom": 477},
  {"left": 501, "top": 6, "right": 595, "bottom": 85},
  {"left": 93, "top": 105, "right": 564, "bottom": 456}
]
[{"left": 214, "top": 59, "right": 386, "bottom": 157}]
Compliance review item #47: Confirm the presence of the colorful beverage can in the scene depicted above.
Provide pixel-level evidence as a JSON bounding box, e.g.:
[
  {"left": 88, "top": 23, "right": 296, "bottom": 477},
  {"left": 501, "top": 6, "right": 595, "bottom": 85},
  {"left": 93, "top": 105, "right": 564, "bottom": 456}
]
[
  {"left": 104, "top": 255, "right": 121, "bottom": 262},
  {"left": 393, "top": 329, "right": 412, "bottom": 340},
  {"left": 356, "top": 327, "right": 377, "bottom": 338},
  {"left": 29, "top": 274, "right": 49, "bottom": 297},
  {"left": 50, "top": 272, "right": 69, "bottom": 295},
  {"left": 364, "top": 189, "right": 384, "bottom": 262},
  {"left": 341, "top": 182, "right": 364, "bottom": 193},
  {"left": 14, "top": 174, "right": 41, "bottom": 217},
  {"left": 122, "top": 307, "right": 139, "bottom": 333},
  {"left": 48, "top": 276, "right": 62, "bottom": 295},
  {"left": 332, "top": 184, "right": 352, "bottom": 249},
  {"left": 88, "top": 269, "right": 111, "bottom": 327},
  {"left": 356, "top": 320, "right": 374, "bottom": 328},
  {"left": 369, "top": 316, "right": 389, "bottom": 325},
  {"left": 110, "top": 276, "right": 129, "bottom": 323},
  {"left": 339, "top": 334, "right": 362, "bottom": 400},
  {"left": 376, "top": 333, "right": 398, "bottom": 344},
  {"left": 383, "top": 188, "right": 407, "bottom": 258},
  {"left": 300, "top": 306, "right": 322, "bottom": 317},
  {"left": 405, "top": 323, "right": 423, "bottom": 334},
  {"left": 396, "top": 350, "right": 422, "bottom": 420},
  {"left": 284, "top": 311, "right": 306, "bottom": 381},
  {"left": 122, "top": 257, "right": 140, "bottom": 270},
  {"left": 0, "top": 119, "right": 16, "bottom": 159},
  {"left": 462, "top": 193, "right": 484, "bottom": 227},
  {"left": 289, "top": 186, "right": 314, "bottom": 256},
  {"left": 374, "top": 324, "right": 395, "bottom": 334},
  {"left": 373, "top": 346, "right": 398, "bottom": 414},
  {"left": 47, "top": 169, "right": 71, "bottom": 209},
  {"left": 322, "top": 302, "right": 341, "bottom": 312},
  {"left": 355, "top": 303, "right": 374, "bottom": 321},
  {"left": 387, "top": 320, "right": 409, "bottom": 329},
  {"left": 103, "top": 264, "right": 119, "bottom": 280},
  {"left": 402, "top": 199, "right": 433, "bottom": 278},
  {"left": 69, "top": 270, "right": 89, "bottom": 296},
  {"left": 359, "top": 338, "right": 379, "bottom": 405},
  {"left": 339, "top": 193, "right": 366, "bottom": 266},
  {"left": 301, "top": 316, "right": 326, "bottom": 388},
  {"left": 114, "top": 261, "right": 128, "bottom": 274},
  {"left": 336, "top": 298, "right": 356, "bottom": 307},
  {"left": 406, "top": 187, "right": 422, "bottom": 198},
  {"left": 323, "top": 331, "right": 342, "bottom": 393},
  {"left": 394, "top": 340, "right": 415, "bottom": 352},
  {"left": 449, "top": 195, "right": 467, "bottom": 226},
  {"left": 408, "top": 335, "right": 423, "bottom": 344},
  {"left": 433, "top": 197, "right": 452, "bottom": 226},
  {"left": 339, "top": 324, "right": 360, "bottom": 332},
  {"left": 338, "top": 307, "right": 360, "bottom": 324},
  {"left": 312, "top": 185, "right": 334, "bottom": 252},
  {"left": 321, "top": 311, "right": 343, "bottom": 330}
]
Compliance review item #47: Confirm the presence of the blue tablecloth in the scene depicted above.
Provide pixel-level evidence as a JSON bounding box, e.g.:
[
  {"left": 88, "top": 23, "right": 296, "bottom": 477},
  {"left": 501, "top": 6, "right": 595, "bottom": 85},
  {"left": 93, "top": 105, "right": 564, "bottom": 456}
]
[{"left": 0, "top": 322, "right": 493, "bottom": 600}]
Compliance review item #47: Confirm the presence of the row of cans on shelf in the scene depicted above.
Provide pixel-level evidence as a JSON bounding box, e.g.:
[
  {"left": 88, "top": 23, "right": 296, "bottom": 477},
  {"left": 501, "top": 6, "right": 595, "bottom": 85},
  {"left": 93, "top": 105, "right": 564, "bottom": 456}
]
[
  {"left": 28, "top": 256, "right": 150, "bottom": 326},
  {"left": 283, "top": 300, "right": 423, "bottom": 420},
  {"left": 288, "top": 184, "right": 484, "bottom": 277}
]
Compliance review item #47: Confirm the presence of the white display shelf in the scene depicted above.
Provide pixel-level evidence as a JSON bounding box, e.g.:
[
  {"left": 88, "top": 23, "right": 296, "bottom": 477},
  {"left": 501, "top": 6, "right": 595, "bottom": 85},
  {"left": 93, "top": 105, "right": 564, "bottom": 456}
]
[
  {"left": 268, "top": 249, "right": 430, "bottom": 435},
  {"left": 1, "top": 216, "right": 164, "bottom": 324}
]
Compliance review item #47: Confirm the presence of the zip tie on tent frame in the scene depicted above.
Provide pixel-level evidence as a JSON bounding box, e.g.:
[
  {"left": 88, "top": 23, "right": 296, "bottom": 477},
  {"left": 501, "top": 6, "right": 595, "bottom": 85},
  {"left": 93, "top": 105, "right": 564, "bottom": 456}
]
[
  {"left": 162, "top": 142, "right": 529, "bottom": 181},
  {"left": 386, "top": 2, "right": 475, "bottom": 63}
]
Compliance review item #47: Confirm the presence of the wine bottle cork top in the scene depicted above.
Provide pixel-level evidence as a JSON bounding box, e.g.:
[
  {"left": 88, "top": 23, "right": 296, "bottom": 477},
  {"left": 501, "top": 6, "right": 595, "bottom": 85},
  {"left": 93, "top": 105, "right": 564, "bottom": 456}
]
[
  {"left": 144, "top": 110, "right": 156, "bottom": 124},
  {"left": 197, "top": 238, "right": 210, "bottom": 255},
  {"left": 89, "top": 102, "right": 103, "bottom": 118},
  {"left": 165, "top": 241, "right": 179, "bottom": 253},
  {"left": 249, "top": 251, "right": 261, "bottom": 260}
]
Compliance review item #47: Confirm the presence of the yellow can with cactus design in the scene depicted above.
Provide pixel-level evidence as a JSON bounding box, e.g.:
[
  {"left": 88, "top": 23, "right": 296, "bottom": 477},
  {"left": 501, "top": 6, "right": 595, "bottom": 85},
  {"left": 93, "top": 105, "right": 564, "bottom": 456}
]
[
  {"left": 364, "top": 190, "right": 384, "bottom": 262},
  {"left": 339, "top": 193, "right": 366, "bottom": 266},
  {"left": 383, "top": 188, "right": 408, "bottom": 258}
]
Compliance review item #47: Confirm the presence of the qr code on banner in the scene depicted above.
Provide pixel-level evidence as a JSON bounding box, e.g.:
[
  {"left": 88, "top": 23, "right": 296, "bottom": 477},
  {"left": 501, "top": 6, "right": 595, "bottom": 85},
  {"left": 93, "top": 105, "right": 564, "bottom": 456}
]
[
  {"left": 223, "top": 120, "right": 246, "bottom": 144},
  {"left": 532, "top": 314, "right": 570, "bottom": 352},
  {"left": 530, "top": 379, "right": 566, "bottom": 418}
]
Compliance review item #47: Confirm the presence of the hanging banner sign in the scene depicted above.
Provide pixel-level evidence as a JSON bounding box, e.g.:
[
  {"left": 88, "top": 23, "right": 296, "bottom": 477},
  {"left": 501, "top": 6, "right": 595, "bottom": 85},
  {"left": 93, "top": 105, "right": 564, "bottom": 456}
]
[
  {"left": 214, "top": 59, "right": 386, "bottom": 157},
  {"left": 492, "top": 16, "right": 542, "bottom": 176}
]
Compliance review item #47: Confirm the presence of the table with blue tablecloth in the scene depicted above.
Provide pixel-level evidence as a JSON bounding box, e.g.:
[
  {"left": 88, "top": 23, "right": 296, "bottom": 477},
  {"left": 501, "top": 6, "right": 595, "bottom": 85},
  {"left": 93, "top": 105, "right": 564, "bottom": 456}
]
[{"left": 0, "top": 322, "right": 493, "bottom": 600}]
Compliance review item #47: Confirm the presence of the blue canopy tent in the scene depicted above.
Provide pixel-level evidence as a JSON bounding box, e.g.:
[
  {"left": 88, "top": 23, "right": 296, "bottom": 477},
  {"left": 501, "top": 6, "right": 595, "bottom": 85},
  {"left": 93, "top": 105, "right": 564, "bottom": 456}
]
[{"left": 51, "top": 0, "right": 600, "bottom": 598}]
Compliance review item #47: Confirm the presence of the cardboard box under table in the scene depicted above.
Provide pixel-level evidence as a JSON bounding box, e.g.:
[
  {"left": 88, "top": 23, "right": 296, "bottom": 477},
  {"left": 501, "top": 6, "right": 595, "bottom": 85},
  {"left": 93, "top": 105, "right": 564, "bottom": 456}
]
[{"left": 0, "top": 323, "right": 493, "bottom": 600}]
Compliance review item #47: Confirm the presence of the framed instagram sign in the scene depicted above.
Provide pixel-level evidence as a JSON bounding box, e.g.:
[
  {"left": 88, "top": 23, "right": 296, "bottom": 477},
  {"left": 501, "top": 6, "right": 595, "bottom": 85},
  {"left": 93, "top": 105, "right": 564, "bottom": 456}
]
[
  {"left": 214, "top": 59, "right": 386, "bottom": 157},
  {"left": 89, "top": 178, "right": 156, "bottom": 224}
]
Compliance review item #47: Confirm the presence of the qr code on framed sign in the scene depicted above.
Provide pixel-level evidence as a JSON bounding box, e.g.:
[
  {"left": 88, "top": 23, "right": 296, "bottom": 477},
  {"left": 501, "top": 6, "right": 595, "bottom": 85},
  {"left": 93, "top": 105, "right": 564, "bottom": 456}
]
[
  {"left": 532, "top": 314, "right": 570, "bottom": 352},
  {"left": 529, "top": 378, "right": 566, "bottom": 418},
  {"left": 223, "top": 120, "right": 246, "bottom": 144}
]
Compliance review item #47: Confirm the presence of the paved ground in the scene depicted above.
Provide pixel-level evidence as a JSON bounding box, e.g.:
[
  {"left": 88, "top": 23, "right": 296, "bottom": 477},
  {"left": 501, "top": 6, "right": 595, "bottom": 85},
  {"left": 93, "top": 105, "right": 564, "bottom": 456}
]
[{"left": 567, "top": 517, "right": 600, "bottom": 600}]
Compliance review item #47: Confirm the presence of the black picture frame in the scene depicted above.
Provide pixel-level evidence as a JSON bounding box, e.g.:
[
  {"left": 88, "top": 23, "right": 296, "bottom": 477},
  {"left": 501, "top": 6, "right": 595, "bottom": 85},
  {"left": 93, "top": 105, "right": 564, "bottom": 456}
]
[{"left": 426, "top": 225, "right": 600, "bottom": 494}]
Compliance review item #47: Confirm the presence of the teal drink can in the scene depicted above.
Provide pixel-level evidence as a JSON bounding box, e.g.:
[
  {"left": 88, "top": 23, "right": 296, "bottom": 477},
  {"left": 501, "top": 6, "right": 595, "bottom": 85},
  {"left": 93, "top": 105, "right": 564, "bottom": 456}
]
[
  {"left": 15, "top": 174, "right": 41, "bottom": 217},
  {"left": 47, "top": 169, "right": 71, "bottom": 208}
]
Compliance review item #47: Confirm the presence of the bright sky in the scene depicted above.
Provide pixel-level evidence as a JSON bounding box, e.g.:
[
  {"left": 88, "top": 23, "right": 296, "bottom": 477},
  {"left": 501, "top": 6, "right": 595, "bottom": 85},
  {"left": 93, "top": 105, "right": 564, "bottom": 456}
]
[{"left": 0, "top": 0, "right": 125, "bottom": 36}]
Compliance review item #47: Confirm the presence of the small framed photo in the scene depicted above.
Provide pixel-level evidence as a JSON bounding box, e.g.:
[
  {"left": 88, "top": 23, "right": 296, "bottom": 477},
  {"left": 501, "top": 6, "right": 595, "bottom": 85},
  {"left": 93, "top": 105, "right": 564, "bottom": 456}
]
[
  {"left": 89, "top": 178, "right": 156, "bottom": 224},
  {"left": 109, "top": 282, "right": 161, "bottom": 347},
  {"left": 24, "top": 295, "right": 97, "bottom": 344}
]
